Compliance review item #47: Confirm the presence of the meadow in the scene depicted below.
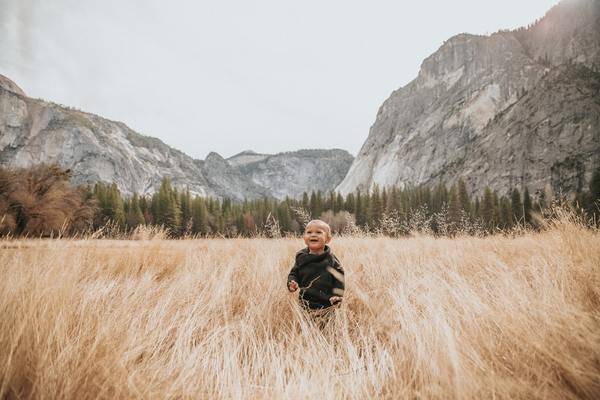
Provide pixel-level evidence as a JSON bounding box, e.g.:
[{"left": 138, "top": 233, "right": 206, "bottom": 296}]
[{"left": 1, "top": 215, "right": 599, "bottom": 399}]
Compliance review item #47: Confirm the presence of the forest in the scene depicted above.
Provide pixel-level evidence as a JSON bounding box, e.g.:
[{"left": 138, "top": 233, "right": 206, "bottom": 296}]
[{"left": 1, "top": 164, "right": 599, "bottom": 237}]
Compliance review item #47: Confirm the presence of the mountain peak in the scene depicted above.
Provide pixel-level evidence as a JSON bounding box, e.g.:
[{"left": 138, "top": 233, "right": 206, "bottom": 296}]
[
  {"left": 231, "top": 150, "right": 260, "bottom": 157},
  {"left": 205, "top": 151, "right": 225, "bottom": 161}
]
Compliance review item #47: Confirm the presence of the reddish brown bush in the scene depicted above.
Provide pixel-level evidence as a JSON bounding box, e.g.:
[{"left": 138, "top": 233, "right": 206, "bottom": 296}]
[{"left": 0, "top": 164, "right": 96, "bottom": 236}]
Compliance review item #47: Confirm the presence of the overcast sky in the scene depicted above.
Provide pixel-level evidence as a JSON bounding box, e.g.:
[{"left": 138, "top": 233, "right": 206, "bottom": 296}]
[{"left": 0, "top": 0, "right": 558, "bottom": 159}]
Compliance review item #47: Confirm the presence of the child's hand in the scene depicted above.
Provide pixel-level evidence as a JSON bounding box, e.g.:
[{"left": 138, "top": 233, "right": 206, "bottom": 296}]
[
  {"left": 329, "top": 296, "right": 342, "bottom": 305},
  {"left": 288, "top": 280, "right": 298, "bottom": 292}
]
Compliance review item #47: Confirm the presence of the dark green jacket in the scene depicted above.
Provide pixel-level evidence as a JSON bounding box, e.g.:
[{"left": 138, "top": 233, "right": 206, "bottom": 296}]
[{"left": 287, "top": 245, "right": 345, "bottom": 309}]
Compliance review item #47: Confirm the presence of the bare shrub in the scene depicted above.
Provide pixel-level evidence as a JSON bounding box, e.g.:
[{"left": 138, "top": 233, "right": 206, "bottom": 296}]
[
  {"left": 378, "top": 210, "right": 403, "bottom": 236},
  {"left": 290, "top": 206, "right": 311, "bottom": 228},
  {"left": 341, "top": 211, "right": 363, "bottom": 236},
  {"left": 0, "top": 164, "right": 96, "bottom": 237},
  {"left": 403, "top": 204, "right": 433, "bottom": 236},
  {"left": 319, "top": 210, "right": 355, "bottom": 234},
  {"left": 87, "top": 219, "right": 126, "bottom": 239},
  {"left": 433, "top": 206, "right": 487, "bottom": 237},
  {"left": 263, "top": 212, "right": 281, "bottom": 238}
]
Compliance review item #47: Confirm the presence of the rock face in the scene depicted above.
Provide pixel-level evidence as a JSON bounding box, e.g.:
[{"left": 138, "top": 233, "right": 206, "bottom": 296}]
[
  {"left": 0, "top": 75, "right": 353, "bottom": 200},
  {"left": 228, "top": 149, "right": 354, "bottom": 200},
  {"left": 199, "top": 152, "right": 271, "bottom": 200},
  {"left": 0, "top": 78, "right": 213, "bottom": 197},
  {"left": 337, "top": 0, "right": 600, "bottom": 198}
]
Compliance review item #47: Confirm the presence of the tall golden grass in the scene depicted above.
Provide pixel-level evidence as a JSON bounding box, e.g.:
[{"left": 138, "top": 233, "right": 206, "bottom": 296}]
[{"left": 1, "top": 214, "right": 599, "bottom": 399}]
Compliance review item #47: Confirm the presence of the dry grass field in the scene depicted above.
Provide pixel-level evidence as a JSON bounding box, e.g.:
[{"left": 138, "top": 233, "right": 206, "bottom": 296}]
[{"left": 1, "top": 216, "right": 600, "bottom": 399}]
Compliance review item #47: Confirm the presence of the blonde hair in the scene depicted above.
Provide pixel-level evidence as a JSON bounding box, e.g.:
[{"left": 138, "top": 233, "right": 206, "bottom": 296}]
[{"left": 305, "top": 219, "right": 331, "bottom": 237}]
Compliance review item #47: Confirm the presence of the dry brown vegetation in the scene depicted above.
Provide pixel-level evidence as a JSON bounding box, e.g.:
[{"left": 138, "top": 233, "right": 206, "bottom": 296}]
[
  {"left": 0, "top": 165, "right": 95, "bottom": 236},
  {"left": 1, "top": 214, "right": 599, "bottom": 399}
]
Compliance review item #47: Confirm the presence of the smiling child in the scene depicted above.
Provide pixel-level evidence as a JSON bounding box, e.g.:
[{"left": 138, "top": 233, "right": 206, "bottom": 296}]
[{"left": 287, "top": 219, "right": 345, "bottom": 310}]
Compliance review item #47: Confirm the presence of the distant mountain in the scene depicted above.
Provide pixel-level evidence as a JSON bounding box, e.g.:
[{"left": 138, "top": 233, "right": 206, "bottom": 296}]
[
  {"left": 337, "top": 0, "right": 600, "bottom": 199},
  {"left": 0, "top": 76, "right": 353, "bottom": 200},
  {"left": 227, "top": 149, "right": 354, "bottom": 200}
]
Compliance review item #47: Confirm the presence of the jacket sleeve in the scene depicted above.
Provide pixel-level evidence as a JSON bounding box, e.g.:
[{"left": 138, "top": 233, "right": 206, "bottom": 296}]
[
  {"left": 287, "top": 261, "right": 299, "bottom": 289},
  {"left": 328, "top": 255, "right": 345, "bottom": 299}
]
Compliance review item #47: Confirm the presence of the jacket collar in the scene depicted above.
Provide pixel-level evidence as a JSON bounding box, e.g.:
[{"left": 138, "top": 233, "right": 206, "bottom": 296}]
[{"left": 297, "top": 245, "right": 330, "bottom": 266}]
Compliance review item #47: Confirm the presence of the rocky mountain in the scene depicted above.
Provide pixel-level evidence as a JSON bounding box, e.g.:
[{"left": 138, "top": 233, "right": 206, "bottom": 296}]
[
  {"left": 337, "top": 0, "right": 600, "bottom": 199},
  {"left": 0, "top": 77, "right": 353, "bottom": 200},
  {"left": 227, "top": 149, "right": 354, "bottom": 200}
]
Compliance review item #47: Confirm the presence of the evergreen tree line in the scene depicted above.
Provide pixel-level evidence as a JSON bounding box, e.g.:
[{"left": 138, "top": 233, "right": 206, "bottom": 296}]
[
  {"left": 2, "top": 164, "right": 599, "bottom": 238},
  {"left": 91, "top": 171, "right": 600, "bottom": 238}
]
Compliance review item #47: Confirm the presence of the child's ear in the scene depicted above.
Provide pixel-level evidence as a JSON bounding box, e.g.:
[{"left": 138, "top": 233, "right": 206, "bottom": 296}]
[{"left": 325, "top": 234, "right": 332, "bottom": 244}]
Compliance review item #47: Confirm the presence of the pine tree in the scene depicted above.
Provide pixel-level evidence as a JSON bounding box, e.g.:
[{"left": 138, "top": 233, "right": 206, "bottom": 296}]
[
  {"left": 164, "top": 193, "right": 182, "bottom": 234},
  {"left": 302, "top": 192, "right": 309, "bottom": 212},
  {"left": 399, "top": 188, "right": 410, "bottom": 220},
  {"left": 590, "top": 166, "right": 600, "bottom": 215},
  {"left": 155, "top": 177, "right": 181, "bottom": 233},
  {"left": 191, "top": 197, "right": 209, "bottom": 235},
  {"left": 447, "top": 184, "right": 461, "bottom": 233},
  {"left": 345, "top": 192, "right": 356, "bottom": 214},
  {"left": 499, "top": 197, "right": 513, "bottom": 230},
  {"left": 409, "top": 185, "right": 420, "bottom": 211},
  {"left": 481, "top": 186, "right": 494, "bottom": 231},
  {"left": 138, "top": 196, "right": 151, "bottom": 224},
  {"left": 492, "top": 191, "right": 500, "bottom": 230},
  {"left": 457, "top": 178, "right": 470, "bottom": 216},
  {"left": 327, "top": 191, "right": 336, "bottom": 213},
  {"left": 126, "top": 193, "right": 145, "bottom": 229},
  {"left": 335, "top": 192, "right": 345, "bottom": 213},
  {"left": 309, "top": 191, "right": 318, "bottom": 218},
  {"left": 316, "top": 191, "right": 324, "bottom": 217},
  {"left": 92, "top": 182, "right": 108, "bottom": 226},
  {"left": 277, "top": 202, "right": 292, "bottom": 232},
  {"left": 511, "top": 188, "right": 523, "bottom": 225},
  {"left": 216, "top": 212, "right": 225, "bottom": 234},
  {"left": 432, "top": 181, "right": 448, "bottom": 213},
  {"left": 108, "top": 183, "right": 125, "bottom": 228},
  {"left": 523, "top": 187, "right": 532, "bottom": 225},
  {"left": 180, "top": 188, "right": 192, "bottom": 233},
  {"left": 355, "top": 189, "right": 366, "bottom": 227},
  {"left": 381, "top": 187, "right": 388, "bottom": 214},
  {"left": 386, "top": 186, "right": 398, "bottom": 213},
  {"left": 364, "top": 190, "right": 373, "bottom": 229},
  {"left": 369, "top": 185, "right": 383, "bottom": 227},
  {"left": 422, "top": 186, "right": 432, "bottom": 215},
  {"left": 92, "top": 182, "right": 124, "bottom": 228},
  {"left": 221, "top": 198, "right": 234, "bottom": 236}
]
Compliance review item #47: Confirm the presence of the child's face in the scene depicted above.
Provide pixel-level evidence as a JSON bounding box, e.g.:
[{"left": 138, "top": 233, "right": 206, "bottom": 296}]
[{"left": 303, "top": 222, "right": 331, "bottom": 253}]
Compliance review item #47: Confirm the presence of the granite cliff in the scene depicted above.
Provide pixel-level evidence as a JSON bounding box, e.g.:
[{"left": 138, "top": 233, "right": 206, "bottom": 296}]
[
  {"left": 227, "top": 149, "right": 354, "bottom": 200},
  {"left": 337, "top": 0, "right": 600, "bottom": 198}
]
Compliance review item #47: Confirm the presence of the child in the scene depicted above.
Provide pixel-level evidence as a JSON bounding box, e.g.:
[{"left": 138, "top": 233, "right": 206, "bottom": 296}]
[{"left": 287, "top": 219, "right": 345, "bottom": 310}]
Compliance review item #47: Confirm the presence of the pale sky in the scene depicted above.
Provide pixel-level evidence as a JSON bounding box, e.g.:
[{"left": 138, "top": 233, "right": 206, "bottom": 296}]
[{"left": 0, "top": 0, "right": 558, "bottom": 159}]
